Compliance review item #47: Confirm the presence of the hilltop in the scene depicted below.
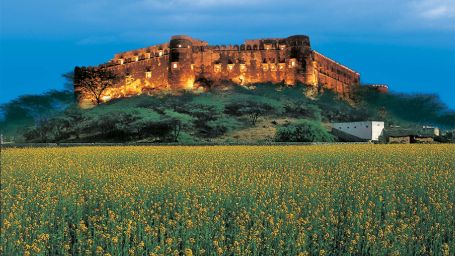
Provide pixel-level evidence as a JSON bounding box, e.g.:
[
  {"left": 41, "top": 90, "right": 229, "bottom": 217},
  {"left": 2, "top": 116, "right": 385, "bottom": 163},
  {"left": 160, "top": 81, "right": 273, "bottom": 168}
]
[{"left": 1, "top": 83, "right": 454, "bottom": 144}]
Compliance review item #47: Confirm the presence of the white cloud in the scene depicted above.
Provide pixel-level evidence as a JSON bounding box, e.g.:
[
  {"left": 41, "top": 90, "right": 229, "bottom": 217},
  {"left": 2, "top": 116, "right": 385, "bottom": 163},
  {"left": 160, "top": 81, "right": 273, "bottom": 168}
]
[
  {"left": 422, "top": 6, "right": 449, "bottom": 19},
  {"left": 1, "top": 0, "right": 454, "bottom": 43},
  {"left": 135, "top": 0, "right": 263, "bottom": 10},
  {"left": 412, "top": 0, "right": 455, "bottom": 19}
]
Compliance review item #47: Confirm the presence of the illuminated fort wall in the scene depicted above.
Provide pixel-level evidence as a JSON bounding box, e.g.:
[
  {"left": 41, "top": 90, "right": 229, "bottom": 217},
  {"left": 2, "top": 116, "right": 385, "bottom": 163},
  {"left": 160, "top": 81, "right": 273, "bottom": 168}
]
[{"left": 74, "top": 35, "right": 360, "bottom": 106}]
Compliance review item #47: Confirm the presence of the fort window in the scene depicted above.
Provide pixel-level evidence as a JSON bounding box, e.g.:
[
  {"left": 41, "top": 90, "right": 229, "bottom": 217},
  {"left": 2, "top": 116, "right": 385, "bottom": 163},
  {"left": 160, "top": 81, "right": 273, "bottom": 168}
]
[
  {"left": 262, "top": 63, "right": 269, "bottom": 71},
  {"left": 172, "top": 62, "right": 178, "bottom": 69},
  {"left": 240, "top": 64, "right": 246, "bottom": 72},
  {"left": 178, "top": 44, "right": 182, "bottom": 48},
  {"left": 227, "top": 64, "right": 234, "bottom": 71},
  {"left": 158, "top": 51, "right": 163, "bottom": 57},
  {"left": 133, "top": 56, "right": 139, "bottom": 62},
  {"left": 270, "top": 64, "right": 277, "bottom": 71},
  {"left": 290, "top": 58, "right": 296, "bottom": 68},
  {"left": 264, "top": 44, "right": 272, "bottom": 50},
  {"left": 279, "top": 63, "right": 285, "bottom": 70},
  {"left": 118, "top": 59, "right": 124, "bottom": 65},
  {"left": 144, "top": 53, "right": 151, "bottom": 59},
  {"left": 145, "top": 71, "right": 152, "bottom": 78},
  {"left": 279, "top": 44, "right": 286, "bottom": 50},
  {"left": 214, "top": 64, "right": 221, "bottom": 73},
  {"left": 125, "top": 75, "right": 133, "bottom": 85}
]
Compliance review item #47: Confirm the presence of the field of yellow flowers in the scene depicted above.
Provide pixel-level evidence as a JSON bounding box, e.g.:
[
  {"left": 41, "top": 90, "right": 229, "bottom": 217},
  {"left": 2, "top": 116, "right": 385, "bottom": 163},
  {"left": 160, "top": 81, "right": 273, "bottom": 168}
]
[{"left": 1, "top": 144, "right": 454, "bottom": 255}]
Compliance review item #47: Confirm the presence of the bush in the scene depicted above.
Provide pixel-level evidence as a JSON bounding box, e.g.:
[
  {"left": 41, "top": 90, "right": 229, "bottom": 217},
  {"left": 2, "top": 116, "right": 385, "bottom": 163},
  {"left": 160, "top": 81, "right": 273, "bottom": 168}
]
[
  {"left": 275, "top": 120, "right": 334, "bottom": 142},
  {"left": 204, "top": 117, "right": 241, "bottom": 137}
]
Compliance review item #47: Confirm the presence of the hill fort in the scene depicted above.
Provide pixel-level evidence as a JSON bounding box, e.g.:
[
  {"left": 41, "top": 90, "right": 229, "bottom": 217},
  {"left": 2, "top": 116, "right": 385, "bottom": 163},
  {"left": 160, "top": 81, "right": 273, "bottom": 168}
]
[{"left": 74, "top": 35, "right": 387, "bottom": 107}]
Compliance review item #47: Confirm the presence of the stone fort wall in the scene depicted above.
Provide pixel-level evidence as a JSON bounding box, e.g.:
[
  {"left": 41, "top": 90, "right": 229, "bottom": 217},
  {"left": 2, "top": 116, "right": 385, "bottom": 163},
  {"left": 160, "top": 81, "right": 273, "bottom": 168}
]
[{"left": 75, "top": 35, "right": 360, "bottom": 105}]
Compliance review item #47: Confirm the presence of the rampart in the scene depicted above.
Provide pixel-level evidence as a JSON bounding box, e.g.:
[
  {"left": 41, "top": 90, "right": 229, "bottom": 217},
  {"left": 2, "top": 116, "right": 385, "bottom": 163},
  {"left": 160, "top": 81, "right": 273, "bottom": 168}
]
[{"left": 74, "top": 35, "right": 361, "bottom": 106}]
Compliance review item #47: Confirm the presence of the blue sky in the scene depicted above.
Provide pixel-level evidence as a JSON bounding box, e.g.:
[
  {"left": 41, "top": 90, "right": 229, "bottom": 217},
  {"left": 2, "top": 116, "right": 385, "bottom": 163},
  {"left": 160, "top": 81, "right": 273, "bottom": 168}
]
[{"left": 1, "top": 0, "right": 454, "bottom": 108}]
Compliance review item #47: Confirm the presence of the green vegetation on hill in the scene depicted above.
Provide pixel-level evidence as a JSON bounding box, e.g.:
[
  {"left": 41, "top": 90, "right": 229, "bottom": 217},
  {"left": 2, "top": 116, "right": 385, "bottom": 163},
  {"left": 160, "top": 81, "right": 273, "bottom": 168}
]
[{"left": 1, "top": 83, "right": 454, "bottom": 143}]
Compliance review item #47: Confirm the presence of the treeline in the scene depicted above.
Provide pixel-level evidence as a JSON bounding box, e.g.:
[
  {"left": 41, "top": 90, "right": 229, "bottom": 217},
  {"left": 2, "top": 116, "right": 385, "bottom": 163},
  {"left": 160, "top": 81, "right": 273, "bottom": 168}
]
[{"left": 1, "top": 83, "right": 454, "bottom": 143}]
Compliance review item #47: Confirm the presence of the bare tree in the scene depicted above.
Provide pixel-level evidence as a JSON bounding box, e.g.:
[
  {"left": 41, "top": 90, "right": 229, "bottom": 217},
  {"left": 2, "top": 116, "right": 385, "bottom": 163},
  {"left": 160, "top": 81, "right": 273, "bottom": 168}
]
[{"left": 74, "top": 67, "right": 119, "bottom": 105}]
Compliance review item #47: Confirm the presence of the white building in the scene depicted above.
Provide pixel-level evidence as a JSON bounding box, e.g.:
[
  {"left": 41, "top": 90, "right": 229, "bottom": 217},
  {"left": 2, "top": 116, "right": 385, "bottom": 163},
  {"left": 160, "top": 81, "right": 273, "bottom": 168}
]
[
  {"left": 331, "top": 121, "right": 385, "bottom": 141},
  {"left": 422, "top": 126, "right": 440, "bottom": 136}
]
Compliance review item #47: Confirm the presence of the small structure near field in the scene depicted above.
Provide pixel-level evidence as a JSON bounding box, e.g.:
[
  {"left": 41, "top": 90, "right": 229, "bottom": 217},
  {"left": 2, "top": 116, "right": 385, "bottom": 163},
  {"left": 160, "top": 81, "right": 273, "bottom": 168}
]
[
  {"left": 388, "top": 136, "right": 411, "bottom": 144},
  {"left": 331, "top": 121, "right": 385, "bottom": 141},
  {"left": 384, "top": 126, "right": 439, "bottom": 144}
]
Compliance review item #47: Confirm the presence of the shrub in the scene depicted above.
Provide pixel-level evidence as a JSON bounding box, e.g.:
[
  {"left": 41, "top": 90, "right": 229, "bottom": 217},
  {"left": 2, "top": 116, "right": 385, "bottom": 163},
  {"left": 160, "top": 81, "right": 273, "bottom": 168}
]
[{"left": 275, "top": 120, "right": 334, "bottom": 142}]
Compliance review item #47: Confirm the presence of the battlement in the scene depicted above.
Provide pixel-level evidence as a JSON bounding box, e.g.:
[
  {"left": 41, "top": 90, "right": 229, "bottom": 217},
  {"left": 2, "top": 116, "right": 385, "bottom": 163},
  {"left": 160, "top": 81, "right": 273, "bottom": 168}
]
[
  {"left": 109, "top": 35, "right": 313, "bottom": 65},
  {"left": 75, "top": 34, "right": 363, "bottom": 107},
  {"left": 366, "top": 84, "right": 389, "bottom": 93}
]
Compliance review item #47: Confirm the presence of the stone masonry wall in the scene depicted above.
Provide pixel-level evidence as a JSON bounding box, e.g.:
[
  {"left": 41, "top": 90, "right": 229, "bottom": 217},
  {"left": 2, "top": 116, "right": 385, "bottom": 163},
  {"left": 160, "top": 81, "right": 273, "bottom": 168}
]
[{"left": 74, "top": 35, "right": 360, "bottom": 106}]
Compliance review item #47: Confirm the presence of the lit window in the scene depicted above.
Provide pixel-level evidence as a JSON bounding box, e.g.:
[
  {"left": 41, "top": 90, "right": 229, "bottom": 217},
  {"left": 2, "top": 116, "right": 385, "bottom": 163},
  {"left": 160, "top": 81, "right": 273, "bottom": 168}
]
[
  {"left": 178, "top": 44, "right": 182, "bottom": 48},
  {"left": 214, "top": 64, "right": 221, "bottom": 73},
  {"left": 228, "top": 64, "right": 234, "bottom": 71},
  {"left": 173, "top": 63, "right": 178, "bottom": 69},
  {"left": 133, "top": 56, "right": 139, "bottom": 62},
  {"left": 145, "top": 71, "right": 152, "bottom": 78},
  {"left": 159, "top": 51, "right": 163, "bottom": 57},
  {"left": 118, "top": 59, "right": 124, "bottom": 65}
]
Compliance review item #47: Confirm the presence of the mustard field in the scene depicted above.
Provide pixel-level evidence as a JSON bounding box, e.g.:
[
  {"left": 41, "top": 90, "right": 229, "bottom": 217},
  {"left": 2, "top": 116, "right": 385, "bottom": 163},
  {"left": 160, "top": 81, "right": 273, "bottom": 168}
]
[{"left": 1, "top": 145, "right": 454, "bottom": 255}]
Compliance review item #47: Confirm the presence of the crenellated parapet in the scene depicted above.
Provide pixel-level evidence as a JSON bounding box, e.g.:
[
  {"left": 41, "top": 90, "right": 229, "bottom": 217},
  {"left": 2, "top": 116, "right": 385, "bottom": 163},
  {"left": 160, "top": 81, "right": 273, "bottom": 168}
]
[{"left": 74, "top": 34, "right": 362, "bottom": 107}]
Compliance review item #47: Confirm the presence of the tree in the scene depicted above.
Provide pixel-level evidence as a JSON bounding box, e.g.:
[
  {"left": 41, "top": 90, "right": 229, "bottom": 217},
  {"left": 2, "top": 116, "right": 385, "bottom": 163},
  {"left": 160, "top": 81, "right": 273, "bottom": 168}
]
[
  {"left": 1, "top": 90, "right": 74, "bottom": 139},
  {"left": 62, "top": 71, "right": 75, "bottom": 91},
  {"left": 225, "top": 99, "right": 278, "bottom": 125},
  {"left": 163, "top": 110, "right": 193, "bottom": 141},
  {"left": 23, "top": 117, "right": 53, "bottom": 142},
  {"left": 74, "top": 67, "right": 120, "bottom": 105}
]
